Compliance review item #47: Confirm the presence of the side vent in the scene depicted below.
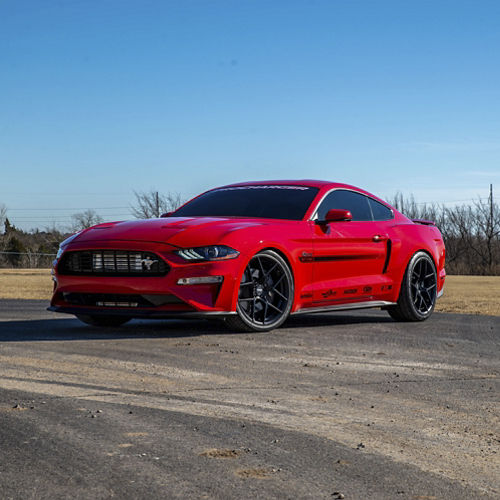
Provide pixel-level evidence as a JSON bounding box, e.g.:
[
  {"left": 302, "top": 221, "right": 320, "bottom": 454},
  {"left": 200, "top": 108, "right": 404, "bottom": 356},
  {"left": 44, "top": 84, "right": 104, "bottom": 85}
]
[{"left": 382, "top": 239, "right": 392, "bottom": 274}]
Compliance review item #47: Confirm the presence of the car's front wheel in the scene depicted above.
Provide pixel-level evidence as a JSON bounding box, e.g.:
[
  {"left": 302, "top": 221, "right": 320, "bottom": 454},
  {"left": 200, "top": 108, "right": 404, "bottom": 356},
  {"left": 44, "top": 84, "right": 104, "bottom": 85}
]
[
  {"left": 225, "top": 250, "right": 294, "bottom": 332},
  {"left": 76, "top": 314, "right": 131, "bottom": 327},
  {"left": 387, "top": 251, "right": 437, "bottom": 322}
]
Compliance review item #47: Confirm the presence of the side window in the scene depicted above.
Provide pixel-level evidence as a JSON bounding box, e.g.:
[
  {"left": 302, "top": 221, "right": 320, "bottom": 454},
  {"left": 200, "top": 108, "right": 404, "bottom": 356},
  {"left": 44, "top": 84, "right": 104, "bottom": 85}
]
[
  {"left": 316, "top": 190, "right": 372, "bottom": 221},
  {"left": 368, "top": 198, "right": 393, "bottom": 221}
]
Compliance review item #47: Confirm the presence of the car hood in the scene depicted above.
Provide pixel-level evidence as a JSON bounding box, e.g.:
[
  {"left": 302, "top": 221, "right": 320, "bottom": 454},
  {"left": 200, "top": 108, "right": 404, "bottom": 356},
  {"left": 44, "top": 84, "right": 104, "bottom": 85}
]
[{"left": 71, "top": 217, "right": 270, "bottom": 247}]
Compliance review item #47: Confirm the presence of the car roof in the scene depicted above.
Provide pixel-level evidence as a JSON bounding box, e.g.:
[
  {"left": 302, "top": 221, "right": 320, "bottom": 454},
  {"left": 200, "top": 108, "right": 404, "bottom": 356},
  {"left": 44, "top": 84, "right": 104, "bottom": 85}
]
[
  {"left": 219, "top": 179, "right": 357, "bottom": 190},
  {"left": 216, "top": 179, "right": 396, "bottom": 211},
  {"left": 219, "top": 179, "right": 380, "bottom": 198}
]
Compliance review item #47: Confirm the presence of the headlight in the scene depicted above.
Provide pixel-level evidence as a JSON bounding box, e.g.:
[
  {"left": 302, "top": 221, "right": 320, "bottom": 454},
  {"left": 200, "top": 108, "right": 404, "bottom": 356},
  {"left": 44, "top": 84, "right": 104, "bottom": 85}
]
[
  {"left": 54, "top": 231, "right": 82, "bottom": 264},
  {"left": 176, "top": 245, "right": 239, "bottom": 261}
]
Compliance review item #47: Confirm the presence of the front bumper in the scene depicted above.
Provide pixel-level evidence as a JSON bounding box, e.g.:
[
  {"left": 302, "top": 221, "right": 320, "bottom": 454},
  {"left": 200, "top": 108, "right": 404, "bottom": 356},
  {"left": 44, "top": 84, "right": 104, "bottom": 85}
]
[
  {"left": 437, "top": 268, "right": 446, "bottom": 299},
  {"left": 50, "top": 240, "right": 244, "bottom": 318}
]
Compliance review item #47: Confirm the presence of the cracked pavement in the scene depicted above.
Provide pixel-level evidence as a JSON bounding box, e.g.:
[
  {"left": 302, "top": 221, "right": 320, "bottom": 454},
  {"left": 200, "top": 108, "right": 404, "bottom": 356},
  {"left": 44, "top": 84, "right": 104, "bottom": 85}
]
[{"left": 0, "top": 299, "right": 498, "bottom": 499}]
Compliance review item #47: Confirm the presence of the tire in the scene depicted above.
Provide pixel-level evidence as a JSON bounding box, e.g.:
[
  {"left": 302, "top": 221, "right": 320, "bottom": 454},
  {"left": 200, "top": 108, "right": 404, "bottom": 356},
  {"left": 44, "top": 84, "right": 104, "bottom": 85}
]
[
  {"left": 387, "top": 251, "right": 437, "bottom": 322},
  {"left": 225, "top": 250, "right": 294, "bottom": 332},
  {"left": 76, "top": 314, "right": 131, "bottom": 327}
]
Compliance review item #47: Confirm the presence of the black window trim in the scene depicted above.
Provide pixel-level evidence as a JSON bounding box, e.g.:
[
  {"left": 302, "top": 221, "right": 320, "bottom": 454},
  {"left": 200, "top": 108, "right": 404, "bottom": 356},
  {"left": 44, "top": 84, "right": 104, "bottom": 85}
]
[{"left": 309, "top": 188, "right": 394, "bottom": 222}]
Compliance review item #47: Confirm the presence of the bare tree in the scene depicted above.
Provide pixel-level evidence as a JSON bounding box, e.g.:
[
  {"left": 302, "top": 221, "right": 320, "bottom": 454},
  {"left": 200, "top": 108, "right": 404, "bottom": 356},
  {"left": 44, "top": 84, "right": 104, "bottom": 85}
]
[
  {"left": 131, "top": 190, "right": 183, "bottom": 219},
  {"left": 445, "top": 204, "right": 477, "bottom": 272},
  {"left": 389, "top": 192, "right": 420, "bottom": 219},
  {"left": 470, "top": 193, "right": 500, "bottom": 274},
  {"left": 389, "top": 189, "right": 500, "bottom": 275},
  {"left": 70, "top": 209, "right": 103, "bottom": 232}
]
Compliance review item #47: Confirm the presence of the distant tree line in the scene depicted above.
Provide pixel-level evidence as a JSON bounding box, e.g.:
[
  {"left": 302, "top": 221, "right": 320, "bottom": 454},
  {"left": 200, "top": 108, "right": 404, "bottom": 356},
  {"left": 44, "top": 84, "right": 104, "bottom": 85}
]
[
  {"left": 387, "top": 189, "right": 500, "bottom": 275},
  {"left": 0, "top": 217, "right": 66, "bottom": 268},
  {"left": 1, "top": 190, "right": 499, "bottom": 274},
  {"left": 0, "top": 191, "right": 184, "bottom": 269}
]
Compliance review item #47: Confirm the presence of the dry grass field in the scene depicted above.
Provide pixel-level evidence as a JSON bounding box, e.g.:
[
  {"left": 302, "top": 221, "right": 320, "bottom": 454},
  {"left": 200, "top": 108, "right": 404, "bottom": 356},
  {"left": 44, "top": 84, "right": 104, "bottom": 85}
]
[
  {"left": 0, "top": 269, "right": 498, "bottom": 316},
  {"left": 437, "top": 275, "right": 500, "bottom": 316},
  {"left": 0, "top": 269, "right": 54, "bottom": 300}
]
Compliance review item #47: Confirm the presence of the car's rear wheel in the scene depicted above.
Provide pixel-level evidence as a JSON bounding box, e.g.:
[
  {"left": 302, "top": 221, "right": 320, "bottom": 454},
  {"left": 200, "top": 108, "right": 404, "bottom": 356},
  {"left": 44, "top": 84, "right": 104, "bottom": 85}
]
[
  {"left": 387, "top": 251, "right": 437, "bottom": 322},
  {"left": 225, "top": 250, "right": 294, "bottom": 332},
  {"left": 76, "top": 314, "right": 131, "bottom": 327}
]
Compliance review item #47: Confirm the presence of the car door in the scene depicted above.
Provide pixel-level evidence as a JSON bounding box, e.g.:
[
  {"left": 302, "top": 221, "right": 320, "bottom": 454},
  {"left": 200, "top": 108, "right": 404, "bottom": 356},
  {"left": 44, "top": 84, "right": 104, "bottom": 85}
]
[{"left": 311, "top": 189, "right": 389, "bottom": 305}]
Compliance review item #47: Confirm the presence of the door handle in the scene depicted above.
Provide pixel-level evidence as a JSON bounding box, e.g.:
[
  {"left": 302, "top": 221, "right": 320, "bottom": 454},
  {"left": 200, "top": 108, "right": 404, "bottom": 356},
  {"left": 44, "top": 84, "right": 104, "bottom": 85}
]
[{"left": 372, "top": 235, "right": 387, "bottom": 242}]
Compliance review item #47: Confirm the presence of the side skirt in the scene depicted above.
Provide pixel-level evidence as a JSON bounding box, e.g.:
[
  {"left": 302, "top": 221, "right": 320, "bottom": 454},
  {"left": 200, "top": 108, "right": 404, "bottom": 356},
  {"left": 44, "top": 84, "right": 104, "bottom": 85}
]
[{"left": 291, "top": 300, "right": 397, "bottom": 316}]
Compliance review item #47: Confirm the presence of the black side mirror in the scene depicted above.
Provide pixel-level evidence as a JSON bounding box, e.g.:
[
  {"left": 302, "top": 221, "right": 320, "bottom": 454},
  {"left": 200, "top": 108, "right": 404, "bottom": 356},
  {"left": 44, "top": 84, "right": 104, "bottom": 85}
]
[{"left": 160, "top": 212, "right": 173, "bottom": 218}]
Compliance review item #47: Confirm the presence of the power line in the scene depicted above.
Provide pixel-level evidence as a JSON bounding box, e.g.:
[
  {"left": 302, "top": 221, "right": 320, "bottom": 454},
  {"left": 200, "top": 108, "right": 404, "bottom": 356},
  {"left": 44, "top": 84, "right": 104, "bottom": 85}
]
[
  {"left": 10, "top": 214, "right": 132, "bottom": 219},
  {"left": 396, "top": 196, "right": 500, "bottom": 205},
  {"left": 0, "top": 251, "right": 57, "bottom": 257},
  {"left": 7, "top": 206, "right": 131, "bottom": 211}
]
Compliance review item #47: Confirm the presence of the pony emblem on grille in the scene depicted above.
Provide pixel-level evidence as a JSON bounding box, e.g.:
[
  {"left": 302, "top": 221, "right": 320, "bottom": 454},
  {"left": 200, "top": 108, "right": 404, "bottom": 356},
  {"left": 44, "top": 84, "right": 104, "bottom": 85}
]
[{"left": 141, "top": 256, "right": 158, "bottom": 270}]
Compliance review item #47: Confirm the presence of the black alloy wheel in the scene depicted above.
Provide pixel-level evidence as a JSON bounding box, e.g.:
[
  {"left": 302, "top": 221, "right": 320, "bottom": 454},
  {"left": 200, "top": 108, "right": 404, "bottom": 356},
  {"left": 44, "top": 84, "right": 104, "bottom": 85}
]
[
  {"left": 387, "top": 251, "right": 437, "bottom": 322},
  {"left": 76, "top": 314, "right": 130, "bottom": 327},
  {"left": 225, "top": 250, "right": 294, "bottom": 332}
]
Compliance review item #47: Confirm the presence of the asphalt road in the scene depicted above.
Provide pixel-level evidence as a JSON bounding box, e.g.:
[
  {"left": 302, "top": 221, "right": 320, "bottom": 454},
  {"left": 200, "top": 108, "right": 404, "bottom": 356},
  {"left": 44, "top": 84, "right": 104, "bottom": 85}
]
[{"left": 0, "top": 300, "right": 498, "bottom": 500}]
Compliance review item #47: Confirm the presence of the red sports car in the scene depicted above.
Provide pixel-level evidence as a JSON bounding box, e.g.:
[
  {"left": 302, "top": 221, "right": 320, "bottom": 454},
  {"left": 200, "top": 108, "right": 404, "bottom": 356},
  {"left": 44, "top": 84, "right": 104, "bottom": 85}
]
[{"left": 49, "top": 180, "right": 446, "bottom": 331}]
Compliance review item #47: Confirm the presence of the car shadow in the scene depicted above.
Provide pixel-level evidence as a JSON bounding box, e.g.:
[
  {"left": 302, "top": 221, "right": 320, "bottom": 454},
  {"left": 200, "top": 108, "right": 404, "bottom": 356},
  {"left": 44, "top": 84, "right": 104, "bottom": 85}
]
[
  {"left": 284, "top": 310, "right": 395, "bottom": 329},
  {"left": 0, "top": 309, "right": 396, "bottom": 342},
  {"left": 0, "top": 317, "right": 232, "bottom": 342}
]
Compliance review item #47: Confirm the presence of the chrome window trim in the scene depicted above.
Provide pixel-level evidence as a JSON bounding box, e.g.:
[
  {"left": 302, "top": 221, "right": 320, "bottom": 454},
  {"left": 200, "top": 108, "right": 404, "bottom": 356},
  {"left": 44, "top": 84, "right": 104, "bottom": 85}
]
[{"left": 309, "top": 187, "right": 394, "bottom": 222}]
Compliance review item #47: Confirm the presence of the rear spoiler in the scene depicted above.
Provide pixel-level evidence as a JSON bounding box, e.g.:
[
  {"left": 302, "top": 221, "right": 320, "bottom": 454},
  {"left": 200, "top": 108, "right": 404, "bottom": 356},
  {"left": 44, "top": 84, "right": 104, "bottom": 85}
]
[{"left": 412, "top": 219, "right": 436, "bottom": 226}]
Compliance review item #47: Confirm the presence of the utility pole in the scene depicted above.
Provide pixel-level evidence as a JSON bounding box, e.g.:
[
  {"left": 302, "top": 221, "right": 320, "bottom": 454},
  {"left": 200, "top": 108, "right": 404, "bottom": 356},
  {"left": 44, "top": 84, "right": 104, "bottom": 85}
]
[
  {"left": 490, "top": 184, "right": 493, "bottom": 227},
  {"left": 155, "top": 191, "right": 160, "bottom": 218}
]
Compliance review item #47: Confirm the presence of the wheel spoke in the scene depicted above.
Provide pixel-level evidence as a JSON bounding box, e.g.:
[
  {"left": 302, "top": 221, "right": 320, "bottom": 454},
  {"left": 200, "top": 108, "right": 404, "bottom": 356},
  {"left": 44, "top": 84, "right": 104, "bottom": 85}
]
[
  {"left": 273, "top": 274, "right": 286, "bottom": 287},
  {"left": 266, "top": 301, "right": 284, "bottom": 314},
  {"left": 414, "top": 260, "right": 421, "bottom": 280},
  {"left": 264, "top": 262, "right": 278, "bottom": 278},
  {"left": 271, "top": 287, "right": 287, "bottom": 301},
  {"left": 419, "top": 295, "right": 425, "bottom": 311},
  {"left": 256, "top": 257, "right": 266, "bottom": 277},
  {"left": 422, "top": 290, "right": 432, "bottom": 311},
  {"left": 420, "top": 261, "right": 428, "bottom": 280},
  {"left": 263, "top": 299, "right": 269, "bottom": 321}
]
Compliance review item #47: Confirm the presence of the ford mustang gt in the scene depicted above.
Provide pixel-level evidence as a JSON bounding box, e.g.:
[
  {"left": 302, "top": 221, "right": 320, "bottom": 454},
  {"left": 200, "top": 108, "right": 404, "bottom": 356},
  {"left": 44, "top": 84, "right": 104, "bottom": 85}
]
[{"left": 49, "top": 180, "right": 446, "bottom": 331}]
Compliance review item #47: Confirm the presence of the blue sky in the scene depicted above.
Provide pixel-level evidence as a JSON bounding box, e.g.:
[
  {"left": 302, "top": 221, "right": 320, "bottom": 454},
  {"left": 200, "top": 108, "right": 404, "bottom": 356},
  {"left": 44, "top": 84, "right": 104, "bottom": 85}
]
[{"left": 1, "top": 0, "right": 499, "bottom": 230}]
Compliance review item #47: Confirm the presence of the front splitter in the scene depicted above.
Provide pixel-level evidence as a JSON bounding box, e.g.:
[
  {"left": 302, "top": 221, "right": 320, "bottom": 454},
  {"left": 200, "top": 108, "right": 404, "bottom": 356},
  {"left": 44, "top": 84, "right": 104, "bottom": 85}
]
[{"left": 47, "top": 305, "right": 236, "bottom": 319}]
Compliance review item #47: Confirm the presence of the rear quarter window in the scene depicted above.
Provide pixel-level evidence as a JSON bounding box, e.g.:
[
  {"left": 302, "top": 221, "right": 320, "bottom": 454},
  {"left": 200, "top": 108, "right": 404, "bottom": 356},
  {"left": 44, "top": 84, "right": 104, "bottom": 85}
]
[{"left": 368, "top": 198, "right": 393, "bottom": 221}]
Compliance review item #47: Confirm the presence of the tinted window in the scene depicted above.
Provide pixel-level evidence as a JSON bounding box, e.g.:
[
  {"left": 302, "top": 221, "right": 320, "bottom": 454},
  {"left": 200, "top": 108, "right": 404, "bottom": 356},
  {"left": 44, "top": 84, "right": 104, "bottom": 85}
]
[
  {"left": 174, "top": 185, "right": 319, "bottom": 220},
  {"left": 316, "top": 190, "right": 372, "bottom": 221},
  {"left": 368, "top": 198, "right": 393, "bottom": 221}
]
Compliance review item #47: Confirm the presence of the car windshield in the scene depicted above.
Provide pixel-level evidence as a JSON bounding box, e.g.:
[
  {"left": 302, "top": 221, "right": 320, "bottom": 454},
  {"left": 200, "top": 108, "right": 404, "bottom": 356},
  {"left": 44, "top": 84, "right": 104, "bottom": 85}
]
[{"left": 173, "top": 185, "right": 319, "bottom": 220}]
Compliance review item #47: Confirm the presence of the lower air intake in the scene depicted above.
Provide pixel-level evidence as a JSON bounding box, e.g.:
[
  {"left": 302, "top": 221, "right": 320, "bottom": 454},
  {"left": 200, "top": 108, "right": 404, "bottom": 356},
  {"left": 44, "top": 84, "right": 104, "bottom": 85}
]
[{"left": 62, "top": 293, "right": 182, "bottom": 307}]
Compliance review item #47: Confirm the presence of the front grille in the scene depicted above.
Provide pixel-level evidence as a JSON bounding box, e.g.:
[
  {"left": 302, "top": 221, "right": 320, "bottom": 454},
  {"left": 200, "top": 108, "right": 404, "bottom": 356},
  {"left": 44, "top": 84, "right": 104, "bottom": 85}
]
[{"left": 58, "top": 250, "right": 169, "bottom": 276}]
